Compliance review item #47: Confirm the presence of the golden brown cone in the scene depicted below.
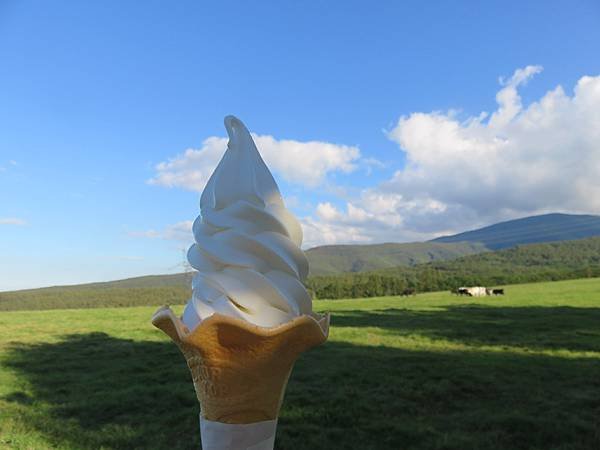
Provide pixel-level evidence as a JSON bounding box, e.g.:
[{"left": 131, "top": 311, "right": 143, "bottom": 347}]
[{"left": 152, "top": 306, "right": 329, "bottom": 424}]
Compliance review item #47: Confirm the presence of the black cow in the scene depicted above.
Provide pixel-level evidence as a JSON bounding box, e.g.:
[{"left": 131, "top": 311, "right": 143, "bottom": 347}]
[{"left": 452, "top": 287, "right": 471, "bottom": 296}]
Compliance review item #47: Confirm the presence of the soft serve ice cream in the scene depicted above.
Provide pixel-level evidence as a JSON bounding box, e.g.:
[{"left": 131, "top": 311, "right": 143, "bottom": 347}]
[
  {"left": 151, "top": 115, "right": 329, "bottom": 449},
  {"left": 182, "top": 116, "right": 312, "bottom": 330}
]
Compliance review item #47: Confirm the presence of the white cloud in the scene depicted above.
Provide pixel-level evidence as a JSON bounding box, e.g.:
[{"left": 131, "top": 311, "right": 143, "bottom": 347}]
[
  {"left": 128, "top": 220, "right": 193, "bottom": 242},
  {"left": 301, "top": 193, "right": 438, "bottom": 247},
  {"left": 379, "top": 67, "right": 600, "bottom": 231},
  {"left": 315, "top": 202, "right": 343, "bottom": 221},
  {"left": 0, "top": 217, "right": 27, "bottom": 226},
  {"left": 299, "top": 67, "right": 600, "bottom": 246},
  {"left": 147, "top": 68, "right": 600, "bottom": 248},
  {"left": 301, "top": 216, "right": 372, "bottom": 248},
  {"left": 148, "top": 138, "right": 225, "bottom": 192},
  {"left": 149, "top": 134, "right": 360, "bottom": 191},
  {"left": 490, "top": 65, "right": 543, "bottom": 129},
  {"left": 361, "top": 157, "right": 386, "bottom": 175}
]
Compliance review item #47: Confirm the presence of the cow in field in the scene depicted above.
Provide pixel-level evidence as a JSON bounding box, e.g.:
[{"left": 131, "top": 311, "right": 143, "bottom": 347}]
[
  {"left": 492, "top": 288, "right": 505, "bottom": 295},
  {"left": 453, "top": 287, "right": 471, "bottom": 296},
  {"left": 453, "top": 286, "right": 489, "bottom": 297},
  {"left": 468, "top": 286, "right": 488, "bottom": 297}
]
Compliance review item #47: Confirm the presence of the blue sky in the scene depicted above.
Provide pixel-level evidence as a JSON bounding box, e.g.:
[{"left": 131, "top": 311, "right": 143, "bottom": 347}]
[{"left": 1, "top": 1, "right": 599, "bottom": 290}]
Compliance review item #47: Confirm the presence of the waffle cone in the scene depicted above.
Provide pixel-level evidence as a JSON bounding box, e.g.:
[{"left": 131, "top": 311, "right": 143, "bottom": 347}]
[{"left": 152, "top": 306, "right": 329, "bottom": 424}]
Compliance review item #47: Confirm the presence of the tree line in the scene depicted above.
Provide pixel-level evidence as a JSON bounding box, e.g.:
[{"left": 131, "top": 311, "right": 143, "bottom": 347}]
[{"left": 306, "top": 237, "right": 600, "bottom": 299}]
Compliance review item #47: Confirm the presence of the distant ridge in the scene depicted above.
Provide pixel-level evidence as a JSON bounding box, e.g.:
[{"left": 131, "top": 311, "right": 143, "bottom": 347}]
[
  {"left": 6, "top": 272, "right": 193, "bottom": 292},
  {"left": 4, "top": 236, "right": 600, "bottom": 310},
  {"left": 305, "top": 241, "right": 486, "bottom": 275},
  {"left": 431, "top": 213, "right": 600, "bottom": 250},
  {"left": 5, "top": 212, "right": 600, "bottom": 297}
]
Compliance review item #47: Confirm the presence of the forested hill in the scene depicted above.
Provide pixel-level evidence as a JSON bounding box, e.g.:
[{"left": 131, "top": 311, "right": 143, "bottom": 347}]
[
  {"left": 305, "top": 236, "right": 600, "bottom": 299},
  {"left": 0, "top": 273, "right": 193, "bottom": 311},
  {"left": 432, "top": 213, "right": 600, "bottom": 250},
  {"left": 305, "top": 241, "right": 486, "bottom": 275},
  {"left": 6, "top": 212, "right": 599, "bottom": 298},
  {"left": 306, "top": 213, "right": 600, "bottom": 274},
  {"left": 408, "top": 235, "right": 600, "bottom": 281},
  {"left": 4, "top": 236, "right": 600, "bottom": 309},
  {"left": 4, "top": 213, "right": 600, "bottom": 307}
]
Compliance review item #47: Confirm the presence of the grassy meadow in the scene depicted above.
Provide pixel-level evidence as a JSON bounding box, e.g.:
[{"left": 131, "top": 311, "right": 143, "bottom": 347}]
[{"left": 0, "top": 278, "right": 599, "bottom": 449}]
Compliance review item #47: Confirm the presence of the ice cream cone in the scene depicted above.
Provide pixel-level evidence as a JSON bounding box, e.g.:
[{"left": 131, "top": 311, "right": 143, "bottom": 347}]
[{"left": 152, "top": 305, "right": 330, "bottom": 424}]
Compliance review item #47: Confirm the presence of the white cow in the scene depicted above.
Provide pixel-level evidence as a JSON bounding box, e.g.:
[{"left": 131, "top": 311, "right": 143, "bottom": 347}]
[{"left": 458, "top": 286, "right": 488, "bottom": 297}]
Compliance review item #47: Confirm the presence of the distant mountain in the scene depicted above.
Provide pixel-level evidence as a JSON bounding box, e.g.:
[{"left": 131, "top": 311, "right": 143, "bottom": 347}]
[
  {"left": 431, "top": 213, "right": 600, "bottom": 250},
  {"left": 6, "top": 212, "right": 600, "bottom": 305},
  {"left": 5, "top": 236, "right": 600, "bottom": 310},
  {"left": 306, "top": 241, "right": 487, "bottom": 276}
]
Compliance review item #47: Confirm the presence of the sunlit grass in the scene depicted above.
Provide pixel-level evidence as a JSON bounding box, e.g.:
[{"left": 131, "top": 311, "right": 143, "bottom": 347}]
[{"left": 1, "top": 278, "right": 599, "bottom": 449}]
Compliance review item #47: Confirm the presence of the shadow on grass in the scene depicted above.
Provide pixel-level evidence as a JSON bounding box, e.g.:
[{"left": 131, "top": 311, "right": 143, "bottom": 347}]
[
  {"left": 2, "top": 309, "right": 600, "bottom": 450},
  {"left": 3, "top": 333, "right": 199, "bottom": 450},
  {"left": 332, "top": 305, "right": 600, "bottom": 353},
  {"left": 284, "top": 339, "right": 600, "bottom": 450}
]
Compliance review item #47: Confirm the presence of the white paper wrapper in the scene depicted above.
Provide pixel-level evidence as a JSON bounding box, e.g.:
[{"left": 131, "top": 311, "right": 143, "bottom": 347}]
[{"left": 199, "top": 415, "right": 277, "bottom": 450}]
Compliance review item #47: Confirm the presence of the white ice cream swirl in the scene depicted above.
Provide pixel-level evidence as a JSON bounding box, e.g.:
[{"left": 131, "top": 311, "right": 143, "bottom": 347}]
[{"left": 182, "top": 116, "right": 312, "bottom": 329}]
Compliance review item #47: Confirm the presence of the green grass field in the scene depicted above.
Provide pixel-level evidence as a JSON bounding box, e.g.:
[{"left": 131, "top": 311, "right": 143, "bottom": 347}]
[{"left": 1, "top": 278, "right": 599, "bottom": 449}]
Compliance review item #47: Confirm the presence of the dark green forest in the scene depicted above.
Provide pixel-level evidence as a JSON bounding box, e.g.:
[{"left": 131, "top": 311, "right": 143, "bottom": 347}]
[{"left": 306, "top": 237, "right": 600, "bottom": 299}]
